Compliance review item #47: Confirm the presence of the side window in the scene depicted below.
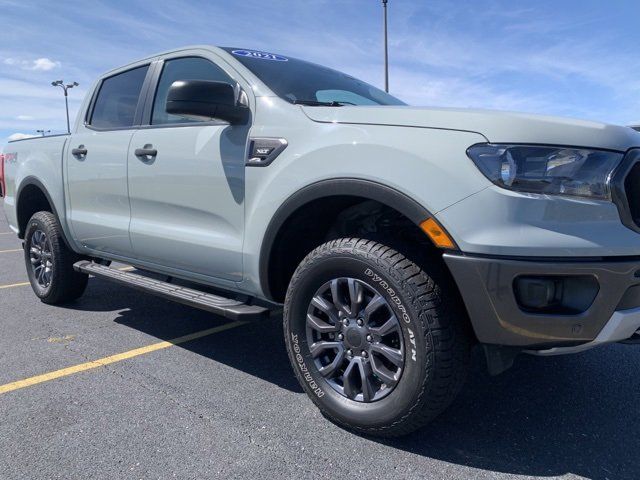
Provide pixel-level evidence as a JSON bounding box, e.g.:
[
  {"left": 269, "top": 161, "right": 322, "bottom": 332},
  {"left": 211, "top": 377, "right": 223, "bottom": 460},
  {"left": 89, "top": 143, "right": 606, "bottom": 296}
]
[
  {"left": 151, "top": 57, "right": 233, "bottom": 125},
  {"left": 89, "top": 65, "right": 149, "bottom": 129}
]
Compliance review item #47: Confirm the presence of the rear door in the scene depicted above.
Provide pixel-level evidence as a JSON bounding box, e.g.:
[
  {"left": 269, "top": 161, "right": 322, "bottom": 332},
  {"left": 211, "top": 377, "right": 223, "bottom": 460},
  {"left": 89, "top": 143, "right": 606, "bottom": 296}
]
[
  {"left": 66, "top": 63, "right": 152, "bottom": 256},
  {"left": 127, "top": 55, "right": 249, "bottom": 281}
]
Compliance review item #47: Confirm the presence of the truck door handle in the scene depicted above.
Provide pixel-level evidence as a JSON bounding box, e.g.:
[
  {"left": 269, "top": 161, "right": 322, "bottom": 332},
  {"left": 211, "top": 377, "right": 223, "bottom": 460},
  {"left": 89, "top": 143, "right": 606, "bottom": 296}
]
[
  {"left": 72, "top": 146, "right": 87, "bottom": 157},
  {"left": 134, "top": 147, "right": 157, "bottom": 158}
]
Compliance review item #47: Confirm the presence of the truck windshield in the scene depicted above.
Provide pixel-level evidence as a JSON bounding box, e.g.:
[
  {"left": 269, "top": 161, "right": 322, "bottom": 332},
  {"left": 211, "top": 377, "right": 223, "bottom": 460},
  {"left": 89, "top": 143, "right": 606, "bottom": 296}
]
[{"left": 222, "top": 48, "right": 406, "bottom": 106}]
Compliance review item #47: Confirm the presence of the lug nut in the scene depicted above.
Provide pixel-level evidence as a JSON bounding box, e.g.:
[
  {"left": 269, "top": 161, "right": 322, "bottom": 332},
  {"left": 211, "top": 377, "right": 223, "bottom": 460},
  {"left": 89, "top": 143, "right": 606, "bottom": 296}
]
[
  {"left": 362, "top": 351, "right": 368, "bottom": 358},
  {"left": 357, "top": 318, "right": 364, "bottom": 326},
  {"left": 347, "top": 349, "right": 353, "bottom": 356},
  {"left": 342, "top": 319, "right": 349, "bottom": 326},
  {"left": 337, "top": 333, "right": 344, "bottom": 341},
  {"left": 366, "top": 334, "right": 372, "bottom": 342}
]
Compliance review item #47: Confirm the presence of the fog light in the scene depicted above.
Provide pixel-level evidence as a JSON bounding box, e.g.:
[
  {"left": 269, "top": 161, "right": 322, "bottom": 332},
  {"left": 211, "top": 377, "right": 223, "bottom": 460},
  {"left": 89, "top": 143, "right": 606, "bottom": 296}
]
[
  {"left": 514, "top": 277, "right": 560, "bottom": 310},
  {"left": 513, "top": 275, "right": 599, "bottom": 314}
]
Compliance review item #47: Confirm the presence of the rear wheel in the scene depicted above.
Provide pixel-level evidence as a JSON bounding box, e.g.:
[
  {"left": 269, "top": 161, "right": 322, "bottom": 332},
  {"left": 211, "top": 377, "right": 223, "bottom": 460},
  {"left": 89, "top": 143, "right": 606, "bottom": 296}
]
[
  {"left": 284, "top": 238, "right": 471, "bottom": 437},
  {"left": 24, "top": 211, "right": 88, "bottom": 304}
]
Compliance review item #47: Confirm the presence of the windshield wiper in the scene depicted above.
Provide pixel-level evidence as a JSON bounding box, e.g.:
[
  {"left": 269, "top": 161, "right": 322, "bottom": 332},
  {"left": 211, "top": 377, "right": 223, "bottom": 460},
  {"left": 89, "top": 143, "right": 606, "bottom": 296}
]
[{"left": 291, "top": 99, "right": 355, "bottom": 106}]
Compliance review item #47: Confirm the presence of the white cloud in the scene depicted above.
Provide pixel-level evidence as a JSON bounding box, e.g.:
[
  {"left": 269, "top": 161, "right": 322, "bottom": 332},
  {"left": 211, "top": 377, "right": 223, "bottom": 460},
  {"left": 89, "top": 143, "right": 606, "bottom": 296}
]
[
  {"left": 7, "top": 132, "right": 37, "bottom": 141},
  {"left": 31, "top": 57, "right": 60, "bottom": 71},
  {"left": 3, "top": 57, "right": 60, "bottom": 71},
  {"left": 16, "top": 115, "right": 34, "bottom": 121}
]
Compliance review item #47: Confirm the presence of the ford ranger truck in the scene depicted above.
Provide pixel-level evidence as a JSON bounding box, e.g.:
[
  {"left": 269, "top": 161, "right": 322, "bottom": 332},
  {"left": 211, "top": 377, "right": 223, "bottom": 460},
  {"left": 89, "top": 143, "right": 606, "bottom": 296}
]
[{"left": 3, "top": 46, "right": 640, "bottom": 437}]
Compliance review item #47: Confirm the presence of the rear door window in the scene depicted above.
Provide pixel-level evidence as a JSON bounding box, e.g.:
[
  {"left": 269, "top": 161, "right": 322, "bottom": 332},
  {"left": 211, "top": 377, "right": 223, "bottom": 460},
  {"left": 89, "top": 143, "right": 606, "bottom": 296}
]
[
  {"left": 151, "top": 57, "right": 233, "bottom": 125},
  {"left": 89, "top": 65, "right": 149, "bottom": 129}
]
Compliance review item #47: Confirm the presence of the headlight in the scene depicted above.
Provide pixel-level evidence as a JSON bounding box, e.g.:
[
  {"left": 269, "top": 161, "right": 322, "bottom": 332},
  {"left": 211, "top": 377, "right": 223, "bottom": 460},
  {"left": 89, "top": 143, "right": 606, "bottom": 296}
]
[{"left": 466, "top": 144, "right": 623, "bottom": 200}]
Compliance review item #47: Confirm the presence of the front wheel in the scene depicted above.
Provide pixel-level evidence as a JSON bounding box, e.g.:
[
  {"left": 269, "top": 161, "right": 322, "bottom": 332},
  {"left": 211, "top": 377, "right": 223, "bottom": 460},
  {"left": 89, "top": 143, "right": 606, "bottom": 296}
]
[
  {"left": 284, "top": 238, "right": 471, "bottom": 437},
  {"left": 24, "top": 211, "right": 88, "bottom": 304}
]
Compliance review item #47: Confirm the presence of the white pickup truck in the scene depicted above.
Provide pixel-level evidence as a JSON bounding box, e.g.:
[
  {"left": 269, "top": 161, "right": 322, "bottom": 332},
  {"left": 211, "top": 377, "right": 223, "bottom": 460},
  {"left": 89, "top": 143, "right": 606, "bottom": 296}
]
[{"left": 3, "top": 46, "right": 640, "bottom": 437}]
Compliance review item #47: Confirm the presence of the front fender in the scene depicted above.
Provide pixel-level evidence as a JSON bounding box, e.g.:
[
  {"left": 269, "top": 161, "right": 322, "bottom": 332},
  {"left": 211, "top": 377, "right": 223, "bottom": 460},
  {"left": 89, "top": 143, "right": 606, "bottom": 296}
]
[{"left": 241, "top": 118, "right": 490, "bottom": 298}]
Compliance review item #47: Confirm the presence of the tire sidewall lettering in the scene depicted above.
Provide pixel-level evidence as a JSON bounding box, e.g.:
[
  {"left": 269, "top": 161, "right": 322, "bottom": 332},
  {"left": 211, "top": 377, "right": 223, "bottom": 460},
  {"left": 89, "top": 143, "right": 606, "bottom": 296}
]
[
  {"left": 364, "top": 267, "right": 418, "bottom": 363},
  {"left": 290, "top": 332, "right": 325, "bottom": 398}
]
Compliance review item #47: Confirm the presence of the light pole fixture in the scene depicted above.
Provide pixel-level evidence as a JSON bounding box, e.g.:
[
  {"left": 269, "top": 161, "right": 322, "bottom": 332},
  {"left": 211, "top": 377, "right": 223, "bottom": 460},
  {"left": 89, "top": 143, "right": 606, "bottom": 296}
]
[
  {"left": 36, "top": 129, "right": 51, "bottom": 137},
  {"left": 51, "top": 80, "right": 79, "bottom": 134},
  {"left": 382, "top": 0, "right": 389, "bottom": 92}
]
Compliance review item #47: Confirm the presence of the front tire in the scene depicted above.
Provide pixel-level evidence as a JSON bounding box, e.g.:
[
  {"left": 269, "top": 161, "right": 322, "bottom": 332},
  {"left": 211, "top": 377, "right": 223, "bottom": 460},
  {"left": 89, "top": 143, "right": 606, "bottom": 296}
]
[
  {"left": 24, "top": 211, "right": 88, "bottom": 304},
  {"left": 284, "top": 238, "right": 471, "bottom": 437}
]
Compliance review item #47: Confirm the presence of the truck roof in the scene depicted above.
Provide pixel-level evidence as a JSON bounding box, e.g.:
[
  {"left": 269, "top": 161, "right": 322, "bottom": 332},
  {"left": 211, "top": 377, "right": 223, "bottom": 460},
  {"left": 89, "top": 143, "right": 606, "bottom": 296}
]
[{"left": 100, "top": 45, "right": 228, "bottom": 77}]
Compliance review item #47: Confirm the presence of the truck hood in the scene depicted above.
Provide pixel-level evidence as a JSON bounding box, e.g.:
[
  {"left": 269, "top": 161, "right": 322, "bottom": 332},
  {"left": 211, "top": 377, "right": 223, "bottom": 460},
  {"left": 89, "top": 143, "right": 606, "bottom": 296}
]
[{"left": 301, "top": 105, "right": 640, "bottom": 152}]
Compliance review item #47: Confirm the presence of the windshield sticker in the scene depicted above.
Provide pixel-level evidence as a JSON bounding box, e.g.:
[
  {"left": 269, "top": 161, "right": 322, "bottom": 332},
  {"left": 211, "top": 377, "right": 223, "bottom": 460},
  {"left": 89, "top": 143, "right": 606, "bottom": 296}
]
[{"left": 232, "top": 50, "right": 288, "bottom": 62}]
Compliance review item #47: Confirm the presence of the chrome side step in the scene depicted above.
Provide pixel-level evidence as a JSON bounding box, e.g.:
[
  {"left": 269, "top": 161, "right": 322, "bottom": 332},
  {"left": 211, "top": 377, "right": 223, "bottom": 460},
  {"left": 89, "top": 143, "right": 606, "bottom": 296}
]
[{"left": 73, "top": 261, "right": 269, "bottom": 321}]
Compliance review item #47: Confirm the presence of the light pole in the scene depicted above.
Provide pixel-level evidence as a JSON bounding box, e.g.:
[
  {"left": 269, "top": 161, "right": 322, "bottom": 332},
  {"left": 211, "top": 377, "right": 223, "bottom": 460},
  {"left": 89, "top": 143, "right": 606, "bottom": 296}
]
[
  {"left": 51, "top": 80, "right": 79, "bottom": 134},
  {"left": 36, "top": 129, "right": 51, "bottom": 137},
  {"left": 382, "top": 0, "right": 389, "bottom": 92}
]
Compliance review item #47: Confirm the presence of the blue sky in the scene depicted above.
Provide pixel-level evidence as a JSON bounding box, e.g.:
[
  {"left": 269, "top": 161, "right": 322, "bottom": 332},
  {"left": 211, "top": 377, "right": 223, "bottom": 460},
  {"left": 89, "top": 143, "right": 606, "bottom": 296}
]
[{"left": 1, "top": 0, "right": 640, "bottom": 145}]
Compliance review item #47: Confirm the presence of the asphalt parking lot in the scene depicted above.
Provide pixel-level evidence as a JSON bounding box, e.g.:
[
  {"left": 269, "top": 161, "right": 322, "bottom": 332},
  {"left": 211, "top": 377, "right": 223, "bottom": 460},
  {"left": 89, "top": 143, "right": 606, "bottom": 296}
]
[{"left": 0, "top": 202, "right": 638, "bottom": 480}]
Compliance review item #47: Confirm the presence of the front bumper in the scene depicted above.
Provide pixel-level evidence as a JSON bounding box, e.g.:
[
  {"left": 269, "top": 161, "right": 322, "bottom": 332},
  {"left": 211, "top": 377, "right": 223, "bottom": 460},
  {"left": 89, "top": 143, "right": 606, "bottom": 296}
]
[{"left": 444, "top": 253, "right": 640, "bottom": 349}]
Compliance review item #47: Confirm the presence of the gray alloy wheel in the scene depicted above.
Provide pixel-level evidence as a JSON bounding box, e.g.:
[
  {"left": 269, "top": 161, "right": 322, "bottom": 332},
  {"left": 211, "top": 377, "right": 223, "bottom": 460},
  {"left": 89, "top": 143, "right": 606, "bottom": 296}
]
[
  {"left": 305, "top": 277, "right": 404, "bottom": 402},
  {"left": 29, "top": 229, "right": 53, "bottom": 288}
]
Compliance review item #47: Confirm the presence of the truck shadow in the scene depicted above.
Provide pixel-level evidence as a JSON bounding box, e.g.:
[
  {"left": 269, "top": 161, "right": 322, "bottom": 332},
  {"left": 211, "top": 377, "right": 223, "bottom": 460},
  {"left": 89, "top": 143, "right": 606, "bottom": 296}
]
[
  {"left": 69, "top": 279, "right": 640, "bottom": 479},
  {"left": 375, "top": 347, "right": 640, "bottom": 479},
  {"left": 65, "top": 277, "right": 303, "bottom": 394}
]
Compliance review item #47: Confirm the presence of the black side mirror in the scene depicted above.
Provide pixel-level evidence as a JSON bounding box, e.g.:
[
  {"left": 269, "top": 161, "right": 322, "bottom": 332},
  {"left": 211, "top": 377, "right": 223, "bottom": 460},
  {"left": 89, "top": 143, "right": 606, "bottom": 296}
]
[{"left": 166, "top": 80, "right": 249, "bottom": 124}]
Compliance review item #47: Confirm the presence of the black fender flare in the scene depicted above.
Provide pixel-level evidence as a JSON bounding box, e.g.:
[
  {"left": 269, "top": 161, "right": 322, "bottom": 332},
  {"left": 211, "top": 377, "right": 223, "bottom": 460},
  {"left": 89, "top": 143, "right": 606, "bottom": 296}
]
[
  {"left": 258, "top": 178, "right": 435, "bottom": 301},
  {"left": 15, "top": 176, "right": 73, "bottom": 249}
]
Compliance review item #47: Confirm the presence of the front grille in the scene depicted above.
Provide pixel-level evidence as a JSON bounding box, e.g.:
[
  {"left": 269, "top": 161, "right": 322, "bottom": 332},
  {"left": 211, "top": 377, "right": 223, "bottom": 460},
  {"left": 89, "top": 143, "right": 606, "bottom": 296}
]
[
  {"left": 611, "top": 149, "right": 640, "bottom": 232},
  {"left": 623, "top": 162, "right": 640, "bottom": 227}
]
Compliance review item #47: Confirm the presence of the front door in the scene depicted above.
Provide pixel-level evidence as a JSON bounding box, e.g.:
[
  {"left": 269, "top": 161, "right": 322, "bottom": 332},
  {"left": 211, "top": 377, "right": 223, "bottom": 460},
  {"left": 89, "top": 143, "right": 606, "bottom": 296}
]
[
  {"left": 127, "top": 56, "right": 247, "bottom": 281},
  {"left": 66, "top": 64, "right": 150, "bottom": 256}
]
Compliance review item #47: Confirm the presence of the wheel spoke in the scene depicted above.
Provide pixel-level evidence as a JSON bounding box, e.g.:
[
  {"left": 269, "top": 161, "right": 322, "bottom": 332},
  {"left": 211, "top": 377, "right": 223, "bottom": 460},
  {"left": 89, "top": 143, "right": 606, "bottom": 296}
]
[
  {"left": 34, "top": 231, "right": 44, "bottom": 248},
  {"left": 369, "top": 315, "right": 399, "bottom": 337},
  {"left": 309, "top": 341, "right": 341, "bottom": 358},
  {"left": 36, "top": 265, "right": 45, "bottom": 284},
  {"left": 358, "top": 360, "right": 376, "bottom": 402},
  {"left": 371, "top": 344, "right": 403, "bottom": 367},
  {"left": 310, "top": 295, "right": 340, "bottom": 324},
  {"left": 318, "top": 345, "right": 345, "bottom": 378},
  {"left": 42, "top": 268, "right": 52, "bottom": 286},
  {"left": 347, "top": 278, "right": 363, "bottom": 316},
  {"left": 306, "top": 313, "right": 339, "bottom": 333},
  {"left": 341, "top": 358, "right": 376, "bottom": 402},
  {"left": 370, "top": 356, "right": 399, "bottom": 386},
  {"left": 363, "top": 294, "right": 386, "bottom": 321},
  {"left": 342, "top": 358, "right": 359, "bottom": 400},
  {"left": 330, "top": 279, "right": 350, "bottom": 316}
]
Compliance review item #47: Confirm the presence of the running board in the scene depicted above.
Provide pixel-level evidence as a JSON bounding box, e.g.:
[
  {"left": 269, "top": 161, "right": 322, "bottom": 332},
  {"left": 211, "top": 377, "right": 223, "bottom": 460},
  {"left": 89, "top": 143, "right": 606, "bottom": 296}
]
[{"left": 73, "top": 261, "right": 269, "bottom": 321}]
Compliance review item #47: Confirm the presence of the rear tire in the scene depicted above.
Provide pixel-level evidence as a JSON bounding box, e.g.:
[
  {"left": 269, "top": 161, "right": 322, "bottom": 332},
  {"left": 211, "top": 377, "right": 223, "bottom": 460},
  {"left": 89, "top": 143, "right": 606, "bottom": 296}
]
[
  {"left": 284, "top": 238, "right": 471, "bottom": 437},
  {"left": 24, "top": 211, "right": 88, "bottom": 304}
]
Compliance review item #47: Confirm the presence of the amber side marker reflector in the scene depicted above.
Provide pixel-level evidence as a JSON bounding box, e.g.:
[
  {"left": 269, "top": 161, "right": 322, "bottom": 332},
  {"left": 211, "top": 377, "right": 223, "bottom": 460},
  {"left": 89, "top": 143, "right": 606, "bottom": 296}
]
[{"left": 420, "top": 218, "right": 456, "bottom": 249}]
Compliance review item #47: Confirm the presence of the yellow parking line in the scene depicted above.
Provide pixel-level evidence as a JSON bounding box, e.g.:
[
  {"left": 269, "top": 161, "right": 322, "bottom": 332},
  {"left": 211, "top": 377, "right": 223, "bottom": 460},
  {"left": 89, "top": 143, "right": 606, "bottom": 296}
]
[
  {"left": 0, "top": 232, "right": 14, "bottom": 235},
  {"left": 0, "top": 266, "right": 135, "bottom": 290},
  {"left": 0, "top": 281, "right": 30, "bottom": 290},
  {"left": 0, "top": 320, "right": 246, "bottom": 395},
  {"left": 0, "top": 248, "right": 22, "bottom": 253}
]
